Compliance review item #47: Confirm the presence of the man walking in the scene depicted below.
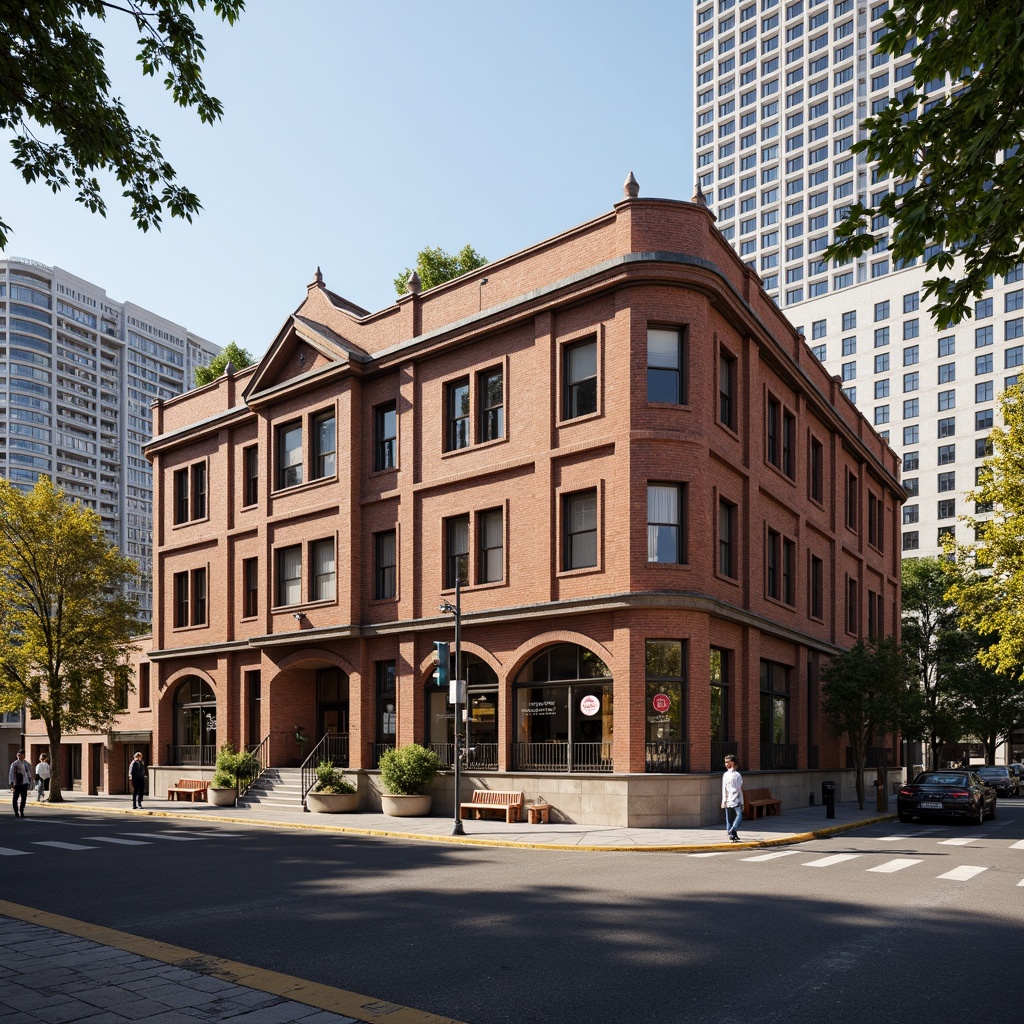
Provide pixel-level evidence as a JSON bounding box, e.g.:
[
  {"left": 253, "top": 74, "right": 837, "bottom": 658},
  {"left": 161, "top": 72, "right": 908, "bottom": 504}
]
[
  {"left": 722, "top": 754, "right": 744, "bottom": 843},
  {"left": 129, "top": 752, "right": 147, "bottom": 809},
  {"left": 9, "top": 751, "right": 33, "bottom": 817},
  {"left": 34, "top": 752, "right": 51, "bottom": 802}
]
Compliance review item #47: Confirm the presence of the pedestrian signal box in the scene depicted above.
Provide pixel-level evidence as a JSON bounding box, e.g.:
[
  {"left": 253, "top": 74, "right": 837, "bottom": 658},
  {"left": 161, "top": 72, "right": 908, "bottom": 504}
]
[{"left": 434, "top": 641, "right": 450, "bottom": 687}]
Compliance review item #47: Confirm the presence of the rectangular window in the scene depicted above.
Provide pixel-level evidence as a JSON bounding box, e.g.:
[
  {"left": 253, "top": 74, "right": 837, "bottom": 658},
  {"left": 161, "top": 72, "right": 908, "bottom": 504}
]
[
  {"left": 446, "top": 377, "right": 470, "bottom": 451},
  {"left": 312, "top": 411, "right": 336, "bottom": 480},
  {"left": 937, "top": 472, "right": 955, "bottom": 493},
  {"left": 243, "top": 446, "right": 259, "bottom": 507},
  {"left": 243, "top": 557, "right": 258, "bottom": 618},
  {"left": 938, "top": 335, "right": 955, "bottom": 357},
  {"left": 938, "top": 499, "right": 956, "bottom": 519},
  {"left": 564, "top": 337, "right": 598, "bottom": 419},
  {"left": 868, "top": 493, "right": 884, "bottom": 551},
  {"left": 276, "top": 545, "right": 302, "bottom": 607},
  {"left": 766, "top": 396, "right": 781, "bottom": 466},
  {"left": 173, "top": 571, "right": 189, "bottom": 628},
  {"left": 374, "top": 402, "right": 397, "bottom": 471},
  {"left": 173, "top": 468, "right": 189, "bottom": 525},
  {"left": 277, "top": 421, "right": 303, "bottom": 489},
  {"left": 446, "top": 514, "right": 470, "bottom": 587},
  {"left": 719, "top": 498, "right": 737, "bottom": 578},
  {"left": 478, "top": 509, "right": 503, "bottom": 584},
  {"left": 845, "top": 471, "right": 858, "bottom": 530},
  {"left": 810, "top": 437, "right": 824, "bottom": 503},
  {"left": 766, "top": 527, "right": 781, "bottom": 599},
  {"left": 937, "top": 444, "right": 956, "bottom": 465},
  {"left": 938, "top": 416, "right": 956, "bottom": 437},
  {"left": 374, "top": 530, "right": 396, "bottom": 600},
  {"left": 648, "top": 327, "right": 685, "bottom": 404},
  {"left": 191, "top": 567, "right": 207, "bottom": 626},
  {"left": 847, "top": 576, "right": 858, "bottom": 634},
  {"left": 479, "top": 368, "right": 504, "bottom": 441},
  {"left": 190, "top": 462, "right": 207, "bottom": 520},
  {"left": 938, "top": 362, "right": 956, "bottom": 384},
  {"left": 810, "top": 554, "right": 823, "bottom": 619},
  {"left": 783, "top": 538, "right": 795, "bottom": 605},
  {"left": 720, "top": 349, "right": 738, "bottom": 428},
  {"left": 311, "top": 539, "right": 336, "bottom": 602},
  {"left": 139, "top": 662, "right": 150, "bottom": 710},
  {"left": 782, "top": 409, "right": 795, "bottom": 477},
  {"left": 648, "top": 483, "right": 686, "bottom": 564},
  {"left": 976, "top": 381, "right": 994, "bottom": 403},
  {"left": 903, "top": 531, "right": 920, "bottom": 551},
  {"left": 564, "top": 490, "right": 598, "bottom": 571},
  {"left": 904, "top": 345, "right": 919, "bottom": 366}
]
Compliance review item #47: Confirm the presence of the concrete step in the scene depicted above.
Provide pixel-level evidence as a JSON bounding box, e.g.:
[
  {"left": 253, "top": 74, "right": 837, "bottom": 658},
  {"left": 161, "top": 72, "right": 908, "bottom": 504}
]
[{"left": 237, "top": 766, "right": 305, "bottom": 809}]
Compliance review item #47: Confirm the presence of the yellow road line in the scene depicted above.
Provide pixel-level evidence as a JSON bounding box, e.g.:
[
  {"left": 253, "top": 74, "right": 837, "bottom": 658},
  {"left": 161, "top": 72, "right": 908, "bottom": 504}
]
[{"left": 0, "top": 900, "right": 464, "bottom": 1024}]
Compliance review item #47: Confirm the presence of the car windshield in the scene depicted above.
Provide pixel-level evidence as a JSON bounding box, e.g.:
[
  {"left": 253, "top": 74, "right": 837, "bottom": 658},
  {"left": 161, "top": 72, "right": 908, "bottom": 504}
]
[
  {"left": 914, "top": 773, "right": 968, "bottom": 786},
  {"left": 974, "top": 767, "right": 1005, "bottom": 777}
]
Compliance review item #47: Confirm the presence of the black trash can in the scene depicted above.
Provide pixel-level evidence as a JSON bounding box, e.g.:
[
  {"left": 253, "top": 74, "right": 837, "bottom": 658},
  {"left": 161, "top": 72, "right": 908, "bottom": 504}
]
[{"left": 821, "top": 781, "right": 836, "bottom": 819}]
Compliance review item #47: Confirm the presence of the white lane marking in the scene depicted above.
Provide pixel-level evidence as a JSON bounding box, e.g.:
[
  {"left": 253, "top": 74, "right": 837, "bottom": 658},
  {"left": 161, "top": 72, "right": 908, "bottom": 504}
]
[
  {"left": 938, "top": 865, "right": 987, "bottom": 881},
  {"left": 939, "top": 837, "right": 982, "bottom": 846},
  {"left": 868, "top": 858, "right": 923, "bottom": 873},
  {"left": 1017, "top": 879, "right": 1024, "bottom": 886},
  {"left": 742, "top": 851, "right": 801, "bottom": 862},
  {"left": 171, "top": 831, "right": 244, "bottom": 838},
  {"left": 120, "top": 833, "right": 203, "bottom": 842},
  {"left": 86, "top": 836, "right": 150, "bottom": 846},
  {"left": 0, "top": 847, "right": 31, "bottom": 856},
  {"left": 688, "top": 852, "right": 729, "bottom": 857},
  {"left": 875, "top": 834, "right": 923, "bottom": 842},
  {"left": 803, "top": 854, "right": 862, "bottom": 868},
  {"left": 32, "top": 841, "right": 97, "bottom": 851},
  {"left": 1010, "top": 840, "right": 1024, "bottom": 850}
]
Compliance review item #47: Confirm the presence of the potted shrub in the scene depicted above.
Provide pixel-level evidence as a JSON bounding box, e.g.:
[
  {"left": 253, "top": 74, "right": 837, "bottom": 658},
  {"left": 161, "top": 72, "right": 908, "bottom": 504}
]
[
  {"left": 378, "top": 743, "right": 440, "bottom": 816},
  {"left": 208, "top": 743, "right": 251, "bottom": 807},
  {"left": 306, "top": 759, "right": 359, "bottom": 813}
]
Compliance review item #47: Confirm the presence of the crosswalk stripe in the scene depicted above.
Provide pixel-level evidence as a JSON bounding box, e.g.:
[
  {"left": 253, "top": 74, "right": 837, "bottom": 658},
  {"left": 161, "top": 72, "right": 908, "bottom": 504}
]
[
  {"left": 1011, "top": 840, "right": 1024, "bottom": 850},
  {"left": 875, "top": 834, "right": 922, "bottom": 842},
  {"left": 32, "top": 841, "right": 97, "bottom": 851},
  {"left": 742, "top": 851, "right": 800, "bottom": 862},
  {"left": 0, "top": 847, "right": 31, "bottom": 857},
  {"left": 688, "top": 852, "right": 728, "bottom": 857},
  {"left": 937, "top": 865, "right": 987, "bottom": 881},
  {"left": 86, "top": 837, "right": 150, "bottom": 846},
  {"left": 939, "top": 837, "right": 982, "bottom": 846},
  {"left": 171, "top": 831, "right": 243, "bottom": 838},
  {"left": 120, "top": 833, "right": 203, "bottom": 842},
  {"left": 1017, "top": 879, "right": 1024, "bottom": 886},
  {"left": 803, "top": 854, "right": 862, "bottom": 868},
  {"left": 868, "top": 858, "right": 922, "bottom": 873}
]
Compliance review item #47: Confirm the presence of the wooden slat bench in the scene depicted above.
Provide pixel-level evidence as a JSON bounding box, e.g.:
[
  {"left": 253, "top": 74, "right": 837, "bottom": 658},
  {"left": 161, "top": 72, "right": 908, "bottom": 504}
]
[
  {"left": 167, "top": 779, "right": 209, "bottom": 802},
  {"left": 460, "top": 790, "right": 524, "bottom": 823},
  {"left": 744, "top": 787, "right": 781, "bottom": 819}
]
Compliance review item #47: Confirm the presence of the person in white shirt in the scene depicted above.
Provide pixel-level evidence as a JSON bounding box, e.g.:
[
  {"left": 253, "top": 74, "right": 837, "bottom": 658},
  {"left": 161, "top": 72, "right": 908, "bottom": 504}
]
[
  {"left": 9, "top": 751, "right": 33, "bottom": 817},
  {"left": 34, "top": 753, "right": 51, "bottom": 802},
  {"left": 721, "top": 754, "right": 744, "bottom": 842}
]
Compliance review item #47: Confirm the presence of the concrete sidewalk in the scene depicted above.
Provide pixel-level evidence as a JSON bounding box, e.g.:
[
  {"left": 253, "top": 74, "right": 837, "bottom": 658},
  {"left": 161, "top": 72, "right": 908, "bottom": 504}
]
[{"left": 25, "top": 788, "right": 894, "bottom": 850}]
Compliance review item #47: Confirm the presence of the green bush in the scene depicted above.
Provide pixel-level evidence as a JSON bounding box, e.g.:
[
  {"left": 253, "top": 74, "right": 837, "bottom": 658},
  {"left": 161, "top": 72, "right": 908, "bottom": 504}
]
[
  {"left": 313, "top": 759, "right": 356, "bottom": 794},
  {"left": 211, "top": 742, "right": 255, "bottom": 789},
  {"left": 378, "top": 744, "right": 440, "bottom": 796}
]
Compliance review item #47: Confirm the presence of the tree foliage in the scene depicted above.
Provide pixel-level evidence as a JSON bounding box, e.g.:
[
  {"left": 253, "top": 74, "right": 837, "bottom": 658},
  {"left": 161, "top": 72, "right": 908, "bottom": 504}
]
[
  {"left": 901, "top": 556, "right": 966, "bottom": 768},
  {"left": 945, "top": 383, "right": 1024, "bottom": 678},
  {"left": 0, "top": 478, "right": 140, "bottom": 803},
  {"left": 824, "top": 0, "right": 1024, "bottom": 329},
  {"left": 821, "top": 638, "right": 922, "bottom": 808},
  {"left": 946, "top": 647, "right": 1024, "bottom": 763},
  {"left": 0, "top": 0, "right": 244, "bottom": 248},
  {"left": 194, "top": 340, "right": 255, "bottom": 386},
  {"left": 393, "top": 244, "right": 487, "bottom": 296}
]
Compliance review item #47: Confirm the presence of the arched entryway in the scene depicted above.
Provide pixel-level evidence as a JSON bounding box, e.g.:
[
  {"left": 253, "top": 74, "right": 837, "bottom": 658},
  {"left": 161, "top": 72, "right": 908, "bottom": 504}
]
[
  {"left": 424, "top": 653, "right": 498, "bottom": 768},
  {"left": 170, "top": 677, "right": 216, "bottom": 765},
  {"left": 316, "top": 666, "right": 349, "bottom": 767},
  {"left": 512, "top": 643, "right": 612, "bottom": 772}
]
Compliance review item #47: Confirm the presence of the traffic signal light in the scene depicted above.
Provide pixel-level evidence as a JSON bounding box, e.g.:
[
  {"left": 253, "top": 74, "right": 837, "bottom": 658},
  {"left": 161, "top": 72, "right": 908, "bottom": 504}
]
[{"left": 434, "top": 641, "right": 450, "bottom": 687}]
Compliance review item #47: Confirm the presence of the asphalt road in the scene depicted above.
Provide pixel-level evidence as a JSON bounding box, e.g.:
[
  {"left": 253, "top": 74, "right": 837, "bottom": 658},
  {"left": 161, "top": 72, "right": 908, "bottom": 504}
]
[{"left": 1, "top": 803, "right": 1022, "bottom": 1024}]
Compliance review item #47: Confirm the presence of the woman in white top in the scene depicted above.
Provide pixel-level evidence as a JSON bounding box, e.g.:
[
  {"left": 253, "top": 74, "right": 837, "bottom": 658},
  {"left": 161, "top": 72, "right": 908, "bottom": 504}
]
[{"left": 35, "top": 753, "right": 51, "bottom": 802}]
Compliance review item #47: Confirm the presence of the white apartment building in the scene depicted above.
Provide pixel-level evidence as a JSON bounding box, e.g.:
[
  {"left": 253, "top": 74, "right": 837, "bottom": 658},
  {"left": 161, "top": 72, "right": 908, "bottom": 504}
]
[
  {"left": 694, "top": 0, "right": 1018, "bottom": 558},
  {"left": 0, "top": 257, "right": 220, "bottom": 622}
]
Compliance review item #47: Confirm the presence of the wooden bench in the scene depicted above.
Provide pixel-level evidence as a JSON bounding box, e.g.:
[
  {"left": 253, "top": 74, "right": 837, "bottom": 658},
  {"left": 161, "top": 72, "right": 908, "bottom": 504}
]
[
  {"left": 460, "top": 790, "right": 524, "bottom": 823},
  {"left": 167, "top": 779, "right": 209, "bottom": 802},
  {"left": 744, "top": 787, "right": 781, "bottom": 819}
]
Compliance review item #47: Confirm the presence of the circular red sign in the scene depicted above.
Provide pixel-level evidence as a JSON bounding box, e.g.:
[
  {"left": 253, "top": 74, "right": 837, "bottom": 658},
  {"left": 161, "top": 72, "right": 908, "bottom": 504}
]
[{"left": 652, "top": 693, "right": 671, "bottom": 713}]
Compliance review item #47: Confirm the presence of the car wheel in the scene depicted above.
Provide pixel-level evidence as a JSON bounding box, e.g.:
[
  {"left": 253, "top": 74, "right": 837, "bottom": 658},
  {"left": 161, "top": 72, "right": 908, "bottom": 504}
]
[{"left": 898, "top": 811, "right": 912, "bottom": 823}]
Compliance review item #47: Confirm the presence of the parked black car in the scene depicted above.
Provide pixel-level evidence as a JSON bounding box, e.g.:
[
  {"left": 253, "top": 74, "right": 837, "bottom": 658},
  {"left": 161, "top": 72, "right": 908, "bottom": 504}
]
[
  {"left": 973, "top": 765, "right": 1019, "bottom": 797},
  {"left": 897, "top": 770, "right": 996, "bottom": 825}
]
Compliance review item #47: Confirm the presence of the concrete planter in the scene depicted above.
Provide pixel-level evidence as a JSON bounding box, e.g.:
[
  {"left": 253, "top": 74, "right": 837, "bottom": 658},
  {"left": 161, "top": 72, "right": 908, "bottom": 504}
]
[
  {"left": 307, "top": 791, "right": 359, "bottom": 813},
  {"left": 381, "top": 793, "right": 432, "bottom": 817},
  {"left": 208, "top": 787, "right": 236, "bottom": 808}
]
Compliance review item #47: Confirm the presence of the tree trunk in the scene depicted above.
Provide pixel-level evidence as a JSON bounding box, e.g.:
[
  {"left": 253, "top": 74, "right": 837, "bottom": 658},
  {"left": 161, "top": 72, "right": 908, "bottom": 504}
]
[{"left": 45, "top": 725, "right": 62, "bottom": 803}]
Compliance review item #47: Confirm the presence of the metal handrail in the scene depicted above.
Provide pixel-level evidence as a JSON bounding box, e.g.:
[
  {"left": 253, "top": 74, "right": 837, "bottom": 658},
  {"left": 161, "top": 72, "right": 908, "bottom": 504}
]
[
  {"left": 300, "top": 734, "right": 350, "bottom": 809},
  {"left": 239, "top": 736, "right": 270, "bottom": 797}
]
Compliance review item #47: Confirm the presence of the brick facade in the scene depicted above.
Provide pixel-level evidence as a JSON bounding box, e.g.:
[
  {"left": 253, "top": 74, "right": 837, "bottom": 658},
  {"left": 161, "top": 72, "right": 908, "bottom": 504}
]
[{"left": 48, "top": 191, "right": 904, "bottom": 824}]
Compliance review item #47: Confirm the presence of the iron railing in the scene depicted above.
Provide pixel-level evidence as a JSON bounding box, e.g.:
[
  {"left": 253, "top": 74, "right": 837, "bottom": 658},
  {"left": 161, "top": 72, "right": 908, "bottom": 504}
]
[
  {"left": 428, "top": 742, "right": 499, "bottom": 770},
  {"left": 166, "top": 744, "right": 215, "bottom": 767},
  {"left": 845, "top": 745, "right": 890, "bottom": 769},
  {"left": 370, "top": 742, "right": 395, "bottom": 769},
  {"left": 512, "top": 741, "right": 613, "bottom": 773},
  {"left": 300, "top": 734, "right": 350, "bottom": 808},
  {"left": 239, "top": 736, "right": 269, "bottom": 797},
  {"left": 710, "top": 741, "right": 739, "bottom": 768},
  {"left": 645, "top": 741, "right": 690, "bottom": 773},
  {"left": 760, "top": 742, "right": 798, "bottom": 769}
]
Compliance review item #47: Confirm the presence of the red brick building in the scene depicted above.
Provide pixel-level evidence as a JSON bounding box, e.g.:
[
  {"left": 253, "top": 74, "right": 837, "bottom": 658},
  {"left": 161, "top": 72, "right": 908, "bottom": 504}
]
[{"left": 84, "top": 185, "right": 903, "bottom": 824}]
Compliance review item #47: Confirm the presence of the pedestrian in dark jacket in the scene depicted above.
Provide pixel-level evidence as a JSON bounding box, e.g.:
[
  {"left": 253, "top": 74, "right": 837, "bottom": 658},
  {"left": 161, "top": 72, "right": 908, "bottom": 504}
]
[{"left": 129, "top": 752, "right": 147, "bottom": 809}]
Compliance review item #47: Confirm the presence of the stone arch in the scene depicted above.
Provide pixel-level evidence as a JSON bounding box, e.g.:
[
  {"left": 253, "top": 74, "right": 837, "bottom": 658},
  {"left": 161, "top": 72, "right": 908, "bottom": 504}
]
[{"left": 415, "top": 640, "right": 503, "bottom": 685}]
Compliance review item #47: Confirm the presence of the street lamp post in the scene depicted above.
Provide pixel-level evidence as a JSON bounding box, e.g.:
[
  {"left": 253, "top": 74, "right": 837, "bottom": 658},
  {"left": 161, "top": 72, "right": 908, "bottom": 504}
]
[{"left": 440, "top": 577, "right": 464, "bottom": 836}]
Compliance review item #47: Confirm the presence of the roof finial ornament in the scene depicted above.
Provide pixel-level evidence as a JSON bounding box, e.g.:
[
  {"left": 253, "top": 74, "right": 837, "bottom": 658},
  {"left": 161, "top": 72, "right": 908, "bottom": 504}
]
[
  {"left": 623, "top": 171, "right": 640, "bottom": 200},
  {"left": 692, "top": 181, "right": 707, "bottom": 206},
  {"left": 407, "top": 270, "right": 422, "bottom": 296}
]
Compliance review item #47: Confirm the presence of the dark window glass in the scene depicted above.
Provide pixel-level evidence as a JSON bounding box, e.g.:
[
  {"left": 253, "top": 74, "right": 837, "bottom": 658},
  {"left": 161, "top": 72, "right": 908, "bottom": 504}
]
[
  {"left": 192, "top": 567, "right": 207, "bottom": 625},
  {"left": 648, "top": 328, "right": 685, "bottom": 403},
  {"left": 446, "top": 514, "right": 470, "bottom": 587},
  {"left": 312, "top": 412, "right": 336, "bottom": 480},
  {"left": 375, "top": 530, "right": 396, "bottom": 600},
  {"left": 173, "top": 468, "right": 189, "bottom": 525},
  {"left": 277, "top": 421, "right": 303, "bottom": 489},
  {"left": 564, "top": 338, "right": 598, "bottom": 419},
  {"left": 191, "top": 462, "right": 207, "bottom": 520},
  {"left": 479, "top": 369, "right": 504, "bottom": 441},
  {"left": 648, "top": 483, "right": 686, "bottom": 563},
  {"left": 447, "top": 378, "right": 470, "bottom": 451},
  {"left": 375, "top": 402, "right": 397, "bottom": 471},
  {"left": 243, "top": 557, "right": 258, "bottom": 618},
  {"left": 564, "top": 490, "right": 598, "bottom": 570},
  {"left": 243, "top": 446, "right": 259, "bottom": 507},
  {"left": 478, "top": 509, "right": 503, "bottom": 584}
]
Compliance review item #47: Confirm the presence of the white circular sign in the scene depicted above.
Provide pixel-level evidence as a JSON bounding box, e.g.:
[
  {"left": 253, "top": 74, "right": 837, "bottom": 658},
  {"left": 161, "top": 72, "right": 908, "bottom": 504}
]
[{"left": 580, "top": 694, "right": 601, "bottom": 717}]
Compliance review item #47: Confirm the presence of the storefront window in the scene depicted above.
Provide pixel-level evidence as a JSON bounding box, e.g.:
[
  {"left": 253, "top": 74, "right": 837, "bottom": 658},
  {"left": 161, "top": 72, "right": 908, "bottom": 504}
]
[
  {"left": 645, "top": 640, "right": 688, "bottom": 772},
  {"left": 171, "top": 677, "right": 216, "bottom": 765},
  {"left": 425, "top": 654, "right": 498, "bottom": 768}
]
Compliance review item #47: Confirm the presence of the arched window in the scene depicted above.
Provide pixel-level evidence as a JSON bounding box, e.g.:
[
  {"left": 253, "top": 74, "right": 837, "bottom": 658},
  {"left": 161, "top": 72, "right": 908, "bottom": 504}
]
[
  {"left": 513, "top": 644, "right": 612, "bottom": 772},
  {"left": 172, "top": 677, "right": 217, "bottom": 765},
  {"left": 425, "top": 653, "right": 498, "bottom": 768}
]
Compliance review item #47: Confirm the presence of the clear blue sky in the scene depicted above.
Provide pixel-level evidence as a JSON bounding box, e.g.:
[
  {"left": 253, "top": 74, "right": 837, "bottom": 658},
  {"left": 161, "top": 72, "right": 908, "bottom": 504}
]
[{"left": 1, "top": 2, "right": 695, "bottom": 357}]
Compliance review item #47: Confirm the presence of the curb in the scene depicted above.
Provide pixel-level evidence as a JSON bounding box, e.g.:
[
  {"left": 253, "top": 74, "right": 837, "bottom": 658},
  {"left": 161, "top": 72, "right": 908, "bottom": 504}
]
[{"left": 35, "top": 800, "right": 896, "bottom": 853}]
